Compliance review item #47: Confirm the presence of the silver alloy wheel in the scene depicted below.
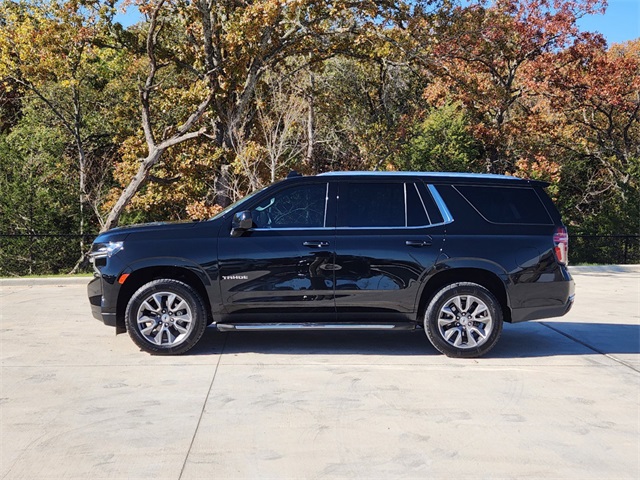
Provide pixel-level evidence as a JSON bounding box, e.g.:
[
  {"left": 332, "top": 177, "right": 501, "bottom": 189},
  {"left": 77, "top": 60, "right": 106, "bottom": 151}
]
[
  {"left": 136, "top": 291, "right": 194, "bottom": 347},
  {"left": 437, "top": 294, "right": 493, "bottom": 350}
]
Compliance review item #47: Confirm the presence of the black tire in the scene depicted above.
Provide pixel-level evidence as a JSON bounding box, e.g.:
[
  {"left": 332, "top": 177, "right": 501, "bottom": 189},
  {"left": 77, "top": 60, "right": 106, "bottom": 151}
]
[
  {"left": 125, "top": 279, "right": 207, "bottom": 355},
  {"left": 424, "top": 282, "right": 503, "bottom": 358}
]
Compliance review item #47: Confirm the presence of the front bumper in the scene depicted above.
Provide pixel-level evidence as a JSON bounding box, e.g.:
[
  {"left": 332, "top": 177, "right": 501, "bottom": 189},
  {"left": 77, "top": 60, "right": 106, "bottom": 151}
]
[{"left": 87, "top": 275, "right": 118, "bottom": 327}]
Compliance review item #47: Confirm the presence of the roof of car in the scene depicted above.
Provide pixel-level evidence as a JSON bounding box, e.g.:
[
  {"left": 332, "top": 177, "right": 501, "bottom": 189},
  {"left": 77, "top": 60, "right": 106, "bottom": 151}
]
[{"left": 313, "top": 171, "right": 548, "bottom": 186}]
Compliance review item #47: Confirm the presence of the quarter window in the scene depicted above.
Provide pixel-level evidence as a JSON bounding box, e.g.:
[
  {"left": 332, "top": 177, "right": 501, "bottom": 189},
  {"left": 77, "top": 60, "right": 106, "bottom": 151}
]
[{"left": 455, "top": 185, "right": 552, "bottom": 224}]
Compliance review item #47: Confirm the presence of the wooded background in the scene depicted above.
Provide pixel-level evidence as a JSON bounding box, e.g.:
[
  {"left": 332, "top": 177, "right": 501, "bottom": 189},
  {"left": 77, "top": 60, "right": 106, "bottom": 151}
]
[{"left": 1, "top": 0, "right": 638, "bottom": 274}]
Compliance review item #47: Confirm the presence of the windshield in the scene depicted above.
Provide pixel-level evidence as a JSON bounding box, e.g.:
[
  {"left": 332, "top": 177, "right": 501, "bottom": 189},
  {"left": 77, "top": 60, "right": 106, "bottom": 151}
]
[{"left": 208, "top": 185, "right": 269, "bottom": 221}]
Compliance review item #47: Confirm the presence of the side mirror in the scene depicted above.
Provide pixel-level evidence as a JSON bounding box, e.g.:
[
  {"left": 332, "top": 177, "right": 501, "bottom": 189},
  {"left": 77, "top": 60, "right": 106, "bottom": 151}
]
[{"left": 231, "top": 210, "right": 253, "bottom": 237}]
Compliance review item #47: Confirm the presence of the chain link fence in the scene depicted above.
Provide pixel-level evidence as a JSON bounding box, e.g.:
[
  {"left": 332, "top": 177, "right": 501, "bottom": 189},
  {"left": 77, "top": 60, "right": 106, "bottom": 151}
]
[
  {"left": 1, "top": 233, "right": 638, "bottom": 277},
  {"left": 0, "top": 234, "right": 96, "bottom": 276}
]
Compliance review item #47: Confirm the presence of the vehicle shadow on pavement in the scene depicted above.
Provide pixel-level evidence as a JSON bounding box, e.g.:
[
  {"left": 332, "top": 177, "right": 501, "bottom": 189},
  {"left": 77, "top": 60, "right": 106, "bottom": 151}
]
[
  {"left": 489, "top": 321, "right": 639, "bottom": 359},
  {"left": 187, "top": 321, "right": 640, "bottom": 358},
  {"left": 190, "top": 329, "right": 437, "bottom": 356}
]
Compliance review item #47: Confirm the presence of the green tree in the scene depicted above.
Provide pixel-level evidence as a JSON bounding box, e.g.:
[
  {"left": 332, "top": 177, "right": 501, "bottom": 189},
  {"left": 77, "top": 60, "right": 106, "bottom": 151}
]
[
  {"left": 401, "top": 103, "right": 480, "bottom": 172},
  {"left": 0, "top": 0, "right": 124, "bottom": 237}
]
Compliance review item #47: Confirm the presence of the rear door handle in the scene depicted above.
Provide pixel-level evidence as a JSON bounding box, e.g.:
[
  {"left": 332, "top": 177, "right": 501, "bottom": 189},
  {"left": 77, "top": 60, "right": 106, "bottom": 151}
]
[
  {"left": 303, "top": 241, "right": 330, "bottom": 248},
  {"left": 405, "top": 239, "right": 432, "bottom": 247}
]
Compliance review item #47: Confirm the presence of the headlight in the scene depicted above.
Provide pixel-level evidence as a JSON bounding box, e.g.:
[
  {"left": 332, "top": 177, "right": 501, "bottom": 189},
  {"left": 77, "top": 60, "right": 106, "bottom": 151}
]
[{"left": 90, "top": 241, "right": 124, "bottom": 259}]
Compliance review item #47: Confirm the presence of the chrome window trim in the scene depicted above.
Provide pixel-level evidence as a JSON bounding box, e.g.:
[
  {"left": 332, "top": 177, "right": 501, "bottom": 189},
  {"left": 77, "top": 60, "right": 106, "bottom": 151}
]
[
  {"left": 323, "top": 183, "right": 329, "bottom": 228},
  {"left": 335, "top": 224, "right": 443, "bottom": 231},
  {"left": 253, "top": 224, "right": 449, "bottom": 232},
  {"left": 427, "top": 184, "right": 454, "bottom": 224},
  {"left": 251, "top": 227, "right": 333, "bottom": 232},
  {"left": 403, "top": 183, "right": 408, "bottom": 227},
  {"left": 412, "top": 182, "right": 432, "bottom": 225}
]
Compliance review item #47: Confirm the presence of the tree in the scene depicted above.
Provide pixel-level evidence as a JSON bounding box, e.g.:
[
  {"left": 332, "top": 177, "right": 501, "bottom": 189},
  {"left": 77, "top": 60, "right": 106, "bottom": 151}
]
[
  {"left": 409, "top": 0, "right": 605, "bottom": 173},
  {"left": 401, "top": 102, "right": 480, "bottom": 172},
  {"left": 0, "top": 0, "right": 123, "bottom": 239},
  {"left": 102, "top": 0, "right": 422, "bottom": 231},
  {"left": 309, "top": 55, "right": 426, "bottom": 172},
  {"left": 541, "top": 38, "right": 640, "bottom": 234}
]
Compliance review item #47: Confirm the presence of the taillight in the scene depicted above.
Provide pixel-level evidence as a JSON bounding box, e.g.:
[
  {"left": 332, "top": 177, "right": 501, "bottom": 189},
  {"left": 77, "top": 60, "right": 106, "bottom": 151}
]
[{"left": 553, "top": 226, "right": 569, "bottom": 265}]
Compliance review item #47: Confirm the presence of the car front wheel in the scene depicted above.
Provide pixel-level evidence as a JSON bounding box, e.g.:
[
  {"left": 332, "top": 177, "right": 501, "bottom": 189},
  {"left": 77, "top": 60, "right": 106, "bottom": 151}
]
[
  {"left": 424, "top": 282, "right": 503, "bottom": 358},
  {"left": 125, "top": 279, "right": 207, "bottom": 355}
]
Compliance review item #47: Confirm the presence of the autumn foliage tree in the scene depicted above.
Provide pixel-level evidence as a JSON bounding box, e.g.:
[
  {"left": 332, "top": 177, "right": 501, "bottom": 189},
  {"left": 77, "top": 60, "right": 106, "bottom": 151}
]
[
  {"left": 410, "top": 0, "right": 606, "bottom": 173},
  {"left": 102, "top": 0, "right": 420, "bottom": 230},
  {"left": 540, "top": 37, "right": 640, "bottom": 233},
  {"left": 0, "top": 0, "right": 122, "bottom": 236}
]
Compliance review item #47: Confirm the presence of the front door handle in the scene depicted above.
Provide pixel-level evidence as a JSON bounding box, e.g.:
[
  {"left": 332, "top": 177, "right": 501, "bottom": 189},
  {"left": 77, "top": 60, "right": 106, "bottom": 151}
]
[
  {"left": 303, "top": 241, "right": 330, "bottom": 248},
  {"left": 406, "top": 239, "right": 432, "bottom": 247}
]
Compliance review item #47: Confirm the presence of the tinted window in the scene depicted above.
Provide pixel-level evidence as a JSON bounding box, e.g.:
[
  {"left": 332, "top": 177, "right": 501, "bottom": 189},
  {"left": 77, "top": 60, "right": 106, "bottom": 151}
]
[
  {"left": 455, "top": 185, "right": 552, "bottom": 224},
  {"left": 339, "top": 183, "right": 404, "bottom": 227},
  {"left": 406, "top": 183, "right": 430, "bottom": 227},
  {"left": 252, "top": 183, "right": 327, "bottom": 228}
]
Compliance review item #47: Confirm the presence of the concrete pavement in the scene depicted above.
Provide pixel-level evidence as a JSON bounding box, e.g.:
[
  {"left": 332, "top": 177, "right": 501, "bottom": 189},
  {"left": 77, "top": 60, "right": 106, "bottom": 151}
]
[{"left": 0, "top": 268, "right": 638, "bottom": 479}]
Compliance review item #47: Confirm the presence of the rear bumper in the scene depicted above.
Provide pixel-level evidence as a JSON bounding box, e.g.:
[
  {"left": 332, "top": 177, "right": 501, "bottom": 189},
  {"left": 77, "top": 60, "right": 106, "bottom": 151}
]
[
  {"left": 509, "top": 264, "right": 575, "bottom": 323},
  {"left": 511, "top": 293, "right": 574, "bottom": 323}
]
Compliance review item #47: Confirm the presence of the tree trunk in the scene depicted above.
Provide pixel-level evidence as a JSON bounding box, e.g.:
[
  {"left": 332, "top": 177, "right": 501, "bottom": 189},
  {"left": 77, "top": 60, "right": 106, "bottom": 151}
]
[
  {"left": 214, "top": 164, "right": 232, "bottom": 208},
  {"left": 305, "top": 68, "right": 316, "bottom": 172},
  {"left": 101, "top": 148, "right": 164, "bottom": 232}
]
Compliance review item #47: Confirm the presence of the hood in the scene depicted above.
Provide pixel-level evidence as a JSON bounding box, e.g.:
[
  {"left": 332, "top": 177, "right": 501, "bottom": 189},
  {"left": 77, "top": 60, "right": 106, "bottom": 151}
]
[{"left": 93, "top": 220, "right": 201, "bottom": 244}]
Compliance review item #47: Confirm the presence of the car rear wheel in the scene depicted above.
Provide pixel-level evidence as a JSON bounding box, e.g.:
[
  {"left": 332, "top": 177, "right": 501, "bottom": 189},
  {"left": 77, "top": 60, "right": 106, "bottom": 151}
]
[
  {"left": 125, "top": 279, "right": 207, "bottom": 355},
  {"left": 424, "top": 282, "right": 503, "bottom": 358}
]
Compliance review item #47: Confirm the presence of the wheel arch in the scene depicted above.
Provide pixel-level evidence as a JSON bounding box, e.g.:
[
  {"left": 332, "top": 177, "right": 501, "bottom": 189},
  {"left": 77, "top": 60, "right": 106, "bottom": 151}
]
[
  {"left": 116, "top": 263, "right": 213, "bottom": 332},
  {"left": 418, "top": 265, "right": 512, "bottom": 323}
]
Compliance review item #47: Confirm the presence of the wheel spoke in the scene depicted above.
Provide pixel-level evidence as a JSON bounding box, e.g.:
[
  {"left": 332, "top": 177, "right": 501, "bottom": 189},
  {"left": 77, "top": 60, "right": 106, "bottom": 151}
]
[
  {"left": 469, "top": 325, "right": 487, "bottom": 340},
  {"left": 140, "top": 324, "right": 157, "bottom": 336},
  {"left": 170, "top": 300, "right": 188, "bottom": 313},
  {"left": 141, "top": 301, "right": 158, "bottom": 314},
  {"left": 165, "top": 329, "right": 176, "bottom": 344},
  {"left": 152, "top": 293, "right": 165, "bottom": 310},
  {"left": 174, "top": 323, "right": 189, "bottom": 335},
  {"left": 166, "top": 294, "right": 177, "bottom": 310},
  {"left": 451, "top": 296, "right": 465, "bottom": 314},
  {"left": 464, "top": 329, "right": 478, "bottom": 347},
  {"left": 137, "top": 315, "right": 155, "bottom": 326},
  {"left": 173, "top": 314, "right": 191, "bottom": 324},
  {"left": 154, "top": 327, "right": 165, "bottom": 345},
  {"left": 470, "top": 301, "right": 487, "bottom": 317},
  {"left": 438, "top": 316, "right": 456, "bottom": 328},
  {"left": 441, "top": 306, "right": 456, "bottom": 319},
  {"left": 444, "top": 327, "right": 459, "bottom": 341}
]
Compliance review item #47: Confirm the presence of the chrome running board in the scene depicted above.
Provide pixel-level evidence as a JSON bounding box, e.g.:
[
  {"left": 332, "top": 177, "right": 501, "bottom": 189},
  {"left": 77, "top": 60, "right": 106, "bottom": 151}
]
[{"left": 215, "top": 322, "right": 414, "bottom": 332}]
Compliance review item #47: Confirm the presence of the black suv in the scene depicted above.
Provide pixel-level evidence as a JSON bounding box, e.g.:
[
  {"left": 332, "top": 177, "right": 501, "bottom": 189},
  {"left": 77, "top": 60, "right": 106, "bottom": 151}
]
[{"left": 88, "top": 172, "right": 574, "bottom": 358}]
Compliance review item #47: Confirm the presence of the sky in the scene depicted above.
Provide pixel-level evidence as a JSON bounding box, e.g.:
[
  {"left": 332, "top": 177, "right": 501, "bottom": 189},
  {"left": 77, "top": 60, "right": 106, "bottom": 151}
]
[
  {"left": 577, "top": 0, "right": 640, "bottom": 45},
  {"left": 114, "top": 0, "right": 640, "bottom": 47}
]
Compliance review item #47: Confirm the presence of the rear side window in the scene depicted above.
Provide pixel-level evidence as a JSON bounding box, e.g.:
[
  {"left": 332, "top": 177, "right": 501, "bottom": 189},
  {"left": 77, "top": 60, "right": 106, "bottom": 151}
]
[
  {"left": 455, "top": 185, "right": 552, "bottom": 225},
  {"left": 339, "top": 183, "right": 405, "bottom": 227}
]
